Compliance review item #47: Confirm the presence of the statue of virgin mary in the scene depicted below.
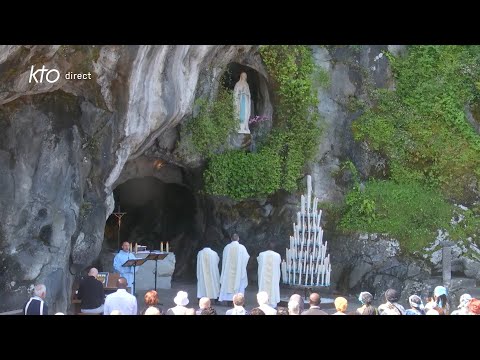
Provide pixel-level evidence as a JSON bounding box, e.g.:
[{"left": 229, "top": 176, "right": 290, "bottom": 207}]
[{"left": 233, "top": 72, "right": 251, "bottom": 134}]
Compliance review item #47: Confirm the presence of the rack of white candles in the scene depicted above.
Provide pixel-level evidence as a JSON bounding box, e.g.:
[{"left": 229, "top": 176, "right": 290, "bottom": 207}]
[{"left": 281, "top": 175, "right": 332, "bottom": 287}]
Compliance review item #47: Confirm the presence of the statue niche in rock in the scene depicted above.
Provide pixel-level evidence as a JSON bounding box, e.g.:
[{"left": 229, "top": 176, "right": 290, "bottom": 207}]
[{"left": 234, "top": 72, "right": 251, "bottom": 134}]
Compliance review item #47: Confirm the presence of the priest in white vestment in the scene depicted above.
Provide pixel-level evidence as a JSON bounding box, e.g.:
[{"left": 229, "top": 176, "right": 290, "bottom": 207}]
[
  {"left": 196, "top": 247, "right": 220, "bottom": 300},
  {"left": 257, "top": 249, "right": 281, "bottom": 307},
  {"left": 218, "top": 234, "right": 250, "bottom": 302}
]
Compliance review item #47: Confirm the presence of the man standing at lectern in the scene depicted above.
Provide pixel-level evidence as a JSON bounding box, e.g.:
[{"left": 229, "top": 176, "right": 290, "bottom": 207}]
[
  {"left": 219, "top": 234, "right": 250, "bottom": 304},
  {"left": 113, "top": 241, "right": 137, "bottom": 289}
]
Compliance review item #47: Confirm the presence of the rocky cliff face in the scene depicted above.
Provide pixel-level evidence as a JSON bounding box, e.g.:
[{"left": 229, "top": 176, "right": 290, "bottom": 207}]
[
  {"left": 0, "top": 45, "right": 476, "bottom": 313},
  {"left": 0, "top": 45, "right": 257, "bottom": 312}
]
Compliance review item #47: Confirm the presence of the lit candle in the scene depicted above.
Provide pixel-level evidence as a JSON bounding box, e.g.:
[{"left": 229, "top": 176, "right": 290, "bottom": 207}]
[
  {"left": 160, "top": 242, "right": 163, "bottom": 252},
  {"left": 129, "top": 243, "right": 132, "bottom": 252},
  {"left": 166, "top": 242, "right": 169, "bottom": 253}
]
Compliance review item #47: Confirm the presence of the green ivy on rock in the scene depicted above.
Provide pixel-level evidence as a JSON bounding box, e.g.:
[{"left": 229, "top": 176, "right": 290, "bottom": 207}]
[
  {"left": 203, "top": 45, "right": 322, "bottom": 200},
  {"left": 342, "top": 45, "right": 480, "bottom": 253}
]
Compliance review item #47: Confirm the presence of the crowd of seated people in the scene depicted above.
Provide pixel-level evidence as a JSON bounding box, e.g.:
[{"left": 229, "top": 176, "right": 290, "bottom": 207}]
[{"left": 21, "top": 277, "right": 480, "bottom": 315}]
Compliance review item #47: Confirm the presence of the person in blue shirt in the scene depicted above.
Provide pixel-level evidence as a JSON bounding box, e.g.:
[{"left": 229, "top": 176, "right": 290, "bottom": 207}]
[{"left": 113, "top": 241, "right": 137, "bottom": 289}]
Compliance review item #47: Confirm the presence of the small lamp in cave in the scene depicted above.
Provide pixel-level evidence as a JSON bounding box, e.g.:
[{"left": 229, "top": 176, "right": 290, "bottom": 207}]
[{"left": 153, "top": 160, "right": 165, "bottom": 170}]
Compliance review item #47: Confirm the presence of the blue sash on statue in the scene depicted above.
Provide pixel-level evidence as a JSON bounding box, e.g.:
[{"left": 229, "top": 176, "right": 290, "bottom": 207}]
[{"left": 240, "top": 93, "right": 246, "bottom": 124}]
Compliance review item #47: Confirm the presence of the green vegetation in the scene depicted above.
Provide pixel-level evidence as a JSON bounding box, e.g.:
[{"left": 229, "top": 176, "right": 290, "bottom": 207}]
[
  {"left": 183, "top": 87, "right": 237, "bottom": 157},
  {"left": 341, "top": 181, "right": 453, "bottom": 252},
  {"left": 341, "top": 45, "right": 480, "bottom": 252},
  {"left": 204, "top": 147, "right": 282, "bottom": 199},
  {"left": 313, "top": 66, "right": 331, "bottom": 90},
  {"left": 202, "top": 45, "right": 322, "bottom": 200}
]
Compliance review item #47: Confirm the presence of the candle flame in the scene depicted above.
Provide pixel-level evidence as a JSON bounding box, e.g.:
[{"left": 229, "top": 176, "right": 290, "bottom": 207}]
[{"left": 153, "top": 160, "right": 165, "bottom": 170}]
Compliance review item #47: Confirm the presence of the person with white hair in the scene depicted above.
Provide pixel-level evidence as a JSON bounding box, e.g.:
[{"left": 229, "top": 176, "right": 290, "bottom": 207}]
[
  {"left": 195, "top": 297, "right": 211, "bottom": 315},
  {"left": 256, "top": 291, "right": 277, "bottom": 315},
  {"left": 77, "top": 267, "right": 105, "bottom": 314},
  {"left": 288, "top": 297, "right": 302, "bottom": 315},
  {"left": 451, "top": 293, "right": 472, "bottom": 315},
  {"left": 166, "top": 291, "right": 191, "bottom": 315},
  {"left": 288, "top": 294, "right": 304, "bottom": 315},
  {"left": 103, "top": 277, "right": 137, "bottom": 315},
  {"left": 196, "top": 247, "right": 220, "bottom": 301},
  {"left": 23, "top": 284, "right": 48, "bottom": 315},
  {"left": 219, "top": 234, "right": 250, "bottom": 304}
]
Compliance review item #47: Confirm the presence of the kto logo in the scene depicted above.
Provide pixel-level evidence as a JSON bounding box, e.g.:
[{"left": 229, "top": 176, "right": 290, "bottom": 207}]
[{"left": 28, "top": 65, "right": 60, "bottom": 84}]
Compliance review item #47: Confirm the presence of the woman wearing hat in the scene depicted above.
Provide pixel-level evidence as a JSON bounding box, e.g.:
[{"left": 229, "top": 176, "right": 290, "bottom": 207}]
[
  {"left": 451, "top": 293, "right": 472, "bottom": 315},
  {"left": 432, "top": 286, "right": 450, "bottom": 315},
  {"left": 405, "top": 295, "right": 425, "bottom": 315},
  {"left": 166, "top": 291, "right": 192, "bottom": 315}
]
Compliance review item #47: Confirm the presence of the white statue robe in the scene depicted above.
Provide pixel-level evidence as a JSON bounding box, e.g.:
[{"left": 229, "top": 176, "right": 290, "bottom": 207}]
[
  {"left": 257, "top": 250, "right": 281, "bottom": 306},
  {"left": 234, "top": 77, "right": 251, "bottom": 134},
  {"left": 196, "top": 247, "right": 220, "bottom": 299},
  {"left": 218, "top": 241, "right": 250, "bottom": 302},
  {"left": 113, "top": 250, "right": 137, "bottom": 288}
]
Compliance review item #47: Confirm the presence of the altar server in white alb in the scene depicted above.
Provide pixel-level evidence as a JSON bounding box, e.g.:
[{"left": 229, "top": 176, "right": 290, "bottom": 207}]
[
  {"left": 196, "top": 247, "right": 221, "bottom": 300},
  {"left": 257, "top": 245, "right": 282, "bottom": 307},
  {"left": 219, "top": 234, "right": 250, "bottom": 302}
]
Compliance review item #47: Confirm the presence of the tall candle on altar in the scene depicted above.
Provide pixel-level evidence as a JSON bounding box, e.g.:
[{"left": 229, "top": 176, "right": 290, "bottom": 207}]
[
  {"left": 160, "top": 242, "right": 164, "bottom": 252},
  {"left": 166, "top": 242, "right": 169, "bottom": 253}
]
